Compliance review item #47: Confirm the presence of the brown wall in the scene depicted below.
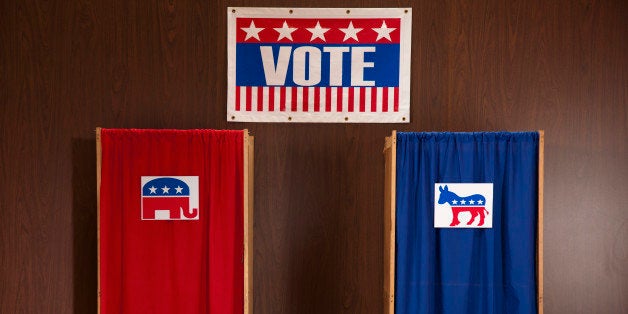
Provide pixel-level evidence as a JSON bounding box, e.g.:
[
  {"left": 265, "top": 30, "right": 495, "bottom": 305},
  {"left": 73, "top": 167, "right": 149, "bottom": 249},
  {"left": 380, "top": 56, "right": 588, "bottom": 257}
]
[{"left": 1, "top": 0, "right": 626, "bottom": 313}]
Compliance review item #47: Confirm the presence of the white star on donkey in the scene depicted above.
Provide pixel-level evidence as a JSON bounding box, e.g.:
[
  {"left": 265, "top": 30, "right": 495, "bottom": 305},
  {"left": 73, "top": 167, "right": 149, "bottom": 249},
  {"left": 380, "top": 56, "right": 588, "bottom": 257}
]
[
  {"left": 339, "top": 21, "right": 363, "bottom": 42},
  {"left": 241, "top": 21, "right": 264, "bottom": 41},
  {"left": 274, "top": 21, "right": 297, "bottom": 41},
  {"left": 372, "top": 21, "right": 396, "bottom": 41},
  {"left": 306, "top": 21, "right": 329, "bottom": 42}
]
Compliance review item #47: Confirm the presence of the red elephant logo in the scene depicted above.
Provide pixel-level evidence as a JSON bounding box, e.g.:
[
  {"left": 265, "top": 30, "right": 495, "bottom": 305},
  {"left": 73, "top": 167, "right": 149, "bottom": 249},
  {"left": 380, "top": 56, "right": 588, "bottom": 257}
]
[{"left": 141, "top": 177, "right": 199, "bottom": 220}]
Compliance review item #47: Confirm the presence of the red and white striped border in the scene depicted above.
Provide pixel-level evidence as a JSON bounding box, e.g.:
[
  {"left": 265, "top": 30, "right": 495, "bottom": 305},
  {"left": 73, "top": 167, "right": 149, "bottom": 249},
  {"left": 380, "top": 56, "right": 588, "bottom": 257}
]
[{"left": 234, "top": 86, "right": 399, "bottom": 113}]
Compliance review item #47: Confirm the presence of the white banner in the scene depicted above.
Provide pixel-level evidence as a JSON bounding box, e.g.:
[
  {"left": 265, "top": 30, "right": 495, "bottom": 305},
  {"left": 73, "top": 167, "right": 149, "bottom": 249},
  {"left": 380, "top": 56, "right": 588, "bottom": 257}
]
[{"left": 227, "top": 7, "right": 412, "bottom": 123}]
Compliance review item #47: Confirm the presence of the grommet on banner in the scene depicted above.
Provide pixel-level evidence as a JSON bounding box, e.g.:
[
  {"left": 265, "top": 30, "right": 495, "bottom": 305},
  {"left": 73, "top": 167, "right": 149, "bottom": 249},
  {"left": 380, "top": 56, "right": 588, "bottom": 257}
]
[{"left": 288, "top": 116, "right": 292, "bottom": 121}]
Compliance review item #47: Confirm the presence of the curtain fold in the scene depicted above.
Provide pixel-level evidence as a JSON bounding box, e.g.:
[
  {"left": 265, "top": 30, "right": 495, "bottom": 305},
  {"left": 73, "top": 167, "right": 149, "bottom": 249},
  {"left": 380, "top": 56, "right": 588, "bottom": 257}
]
[
  {"left": 395, "top": 132, "right": 539, "bottom": 314},
  {"left": 100, "top": 129, "right": 244, "bottom": 314}
]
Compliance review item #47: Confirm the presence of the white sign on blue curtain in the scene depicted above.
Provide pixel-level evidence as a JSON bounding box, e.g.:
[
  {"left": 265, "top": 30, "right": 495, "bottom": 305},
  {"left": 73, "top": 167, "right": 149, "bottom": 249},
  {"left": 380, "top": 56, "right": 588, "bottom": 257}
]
[{"left": 434, "top": 183, "right": 493, "bottom": 228}]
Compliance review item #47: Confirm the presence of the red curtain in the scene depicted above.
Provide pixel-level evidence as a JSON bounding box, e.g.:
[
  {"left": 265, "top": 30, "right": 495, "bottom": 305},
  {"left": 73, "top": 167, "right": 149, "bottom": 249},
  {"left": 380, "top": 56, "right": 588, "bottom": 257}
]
[{"left": 99, "top": 129, "right": 244, "bottom": 313}]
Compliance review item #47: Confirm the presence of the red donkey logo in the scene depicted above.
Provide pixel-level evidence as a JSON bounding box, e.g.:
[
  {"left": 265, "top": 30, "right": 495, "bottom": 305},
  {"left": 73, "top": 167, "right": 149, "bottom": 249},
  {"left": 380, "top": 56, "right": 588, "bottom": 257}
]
[{"left": 437, "top": 185, "right": 489, "bottom": 226}]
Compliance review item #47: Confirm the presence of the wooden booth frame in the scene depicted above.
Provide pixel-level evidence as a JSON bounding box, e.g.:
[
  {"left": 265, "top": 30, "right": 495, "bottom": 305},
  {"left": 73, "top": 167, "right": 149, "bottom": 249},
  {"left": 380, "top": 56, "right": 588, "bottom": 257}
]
[
  {"left": 96, "top": 128, "right": 254, "bottom": 314},
  {"left": 383, "top": 130, "right": 544, "bottom": 314}
]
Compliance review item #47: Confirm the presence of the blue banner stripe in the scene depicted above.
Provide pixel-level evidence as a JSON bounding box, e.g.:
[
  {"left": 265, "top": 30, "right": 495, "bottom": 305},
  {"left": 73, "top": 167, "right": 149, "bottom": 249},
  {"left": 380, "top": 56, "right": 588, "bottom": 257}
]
[{"left": 236, "top": 43, "right": 400, "bottom": 87}]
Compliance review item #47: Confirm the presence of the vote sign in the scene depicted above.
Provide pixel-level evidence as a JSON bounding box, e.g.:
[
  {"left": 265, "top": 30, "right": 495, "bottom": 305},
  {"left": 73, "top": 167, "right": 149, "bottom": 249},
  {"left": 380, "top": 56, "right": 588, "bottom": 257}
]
[{"left": 227, "top": 7, "right": 412, "bottom": 123}]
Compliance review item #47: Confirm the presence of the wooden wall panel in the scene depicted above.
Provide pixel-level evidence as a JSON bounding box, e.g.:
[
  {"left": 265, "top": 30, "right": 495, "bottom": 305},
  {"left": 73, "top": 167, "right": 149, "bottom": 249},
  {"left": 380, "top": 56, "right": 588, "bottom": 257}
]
[{"left": 1, "top": 0, "right": 626, "bottom": 313}]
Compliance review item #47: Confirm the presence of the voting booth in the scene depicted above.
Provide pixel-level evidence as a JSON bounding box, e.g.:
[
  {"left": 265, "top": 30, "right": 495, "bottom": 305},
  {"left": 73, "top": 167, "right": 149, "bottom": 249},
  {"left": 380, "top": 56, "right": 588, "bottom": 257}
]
[
  {"left": 384, "top": 131, "right": 544, "bottom": 314},
  {"left": 97, "top": 129, "right": 254, "bottom": 314}
]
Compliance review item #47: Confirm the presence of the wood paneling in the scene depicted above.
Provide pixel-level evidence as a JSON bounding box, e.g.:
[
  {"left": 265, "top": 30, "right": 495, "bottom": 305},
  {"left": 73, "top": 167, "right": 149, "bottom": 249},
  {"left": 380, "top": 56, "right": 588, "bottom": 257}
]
[{"left": 1, "top": 0, "right": 626, "bottom": 313}]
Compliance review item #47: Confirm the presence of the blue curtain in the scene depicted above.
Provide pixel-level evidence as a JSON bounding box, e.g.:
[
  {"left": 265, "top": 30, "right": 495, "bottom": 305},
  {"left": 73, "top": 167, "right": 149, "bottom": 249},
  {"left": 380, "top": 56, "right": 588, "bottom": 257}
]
[{"left": 395, "top": 132, "right": 539, "bottom": 314}]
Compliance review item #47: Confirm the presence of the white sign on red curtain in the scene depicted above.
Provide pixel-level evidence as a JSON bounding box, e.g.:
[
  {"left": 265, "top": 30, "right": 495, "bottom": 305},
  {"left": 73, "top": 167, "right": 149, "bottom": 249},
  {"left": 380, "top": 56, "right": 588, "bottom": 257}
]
[{"left": 227, "top": 7, "right": 412, "bottom": 123}]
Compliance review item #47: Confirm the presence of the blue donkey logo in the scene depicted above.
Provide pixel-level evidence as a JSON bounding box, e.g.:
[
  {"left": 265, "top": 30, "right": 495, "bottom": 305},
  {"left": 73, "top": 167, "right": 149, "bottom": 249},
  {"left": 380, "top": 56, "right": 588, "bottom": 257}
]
[{"left": 437, "top": 185, "right": 489, "bottom": 226}]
